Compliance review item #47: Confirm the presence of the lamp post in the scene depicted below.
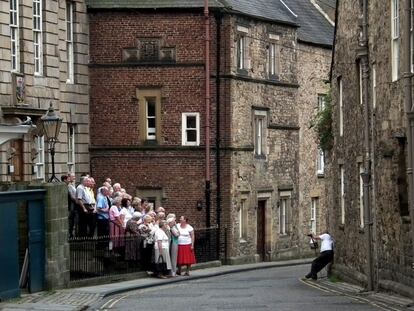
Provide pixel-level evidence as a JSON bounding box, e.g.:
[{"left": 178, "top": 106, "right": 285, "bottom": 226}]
[{"left": 40, "top": 103, "right": 63, "bottom": 182}]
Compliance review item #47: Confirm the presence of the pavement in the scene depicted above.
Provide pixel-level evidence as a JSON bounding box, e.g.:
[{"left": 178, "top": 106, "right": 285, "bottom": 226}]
[{"left": 1, "top": 258, "right": 413, "bottom": 311}]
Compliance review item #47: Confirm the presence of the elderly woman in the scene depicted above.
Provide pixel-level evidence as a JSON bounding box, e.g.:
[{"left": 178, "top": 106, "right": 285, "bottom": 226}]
[
  {"left": 167, "top": 215, "right": 179, "bottom": 277},
  {"left": 125, "top": 211, "right": 142, "bottom": 262},
  {"left": 109, "top": 196, "right": 125, "bottom": 253},
  {"left": 120, "top": 197, "right": 133, "bottom": 229},
  {"left": 154, "top": 220, "right": 172, "bottom": 278},
  {"left": 177, "top": 216, "right": 196, "bottom": 276},
  {"left": 138, "top": 214, "right": 156, "bottom": 274}
]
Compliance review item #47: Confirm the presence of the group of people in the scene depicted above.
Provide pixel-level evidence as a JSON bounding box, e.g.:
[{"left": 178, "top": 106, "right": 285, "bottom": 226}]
[{"left": 62, "top": 173, "right": 196, "bottom": 278}]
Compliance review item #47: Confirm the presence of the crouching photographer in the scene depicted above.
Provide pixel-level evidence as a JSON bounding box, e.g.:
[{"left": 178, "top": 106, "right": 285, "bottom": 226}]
[{"left": 305, "top": 230, "right": 334, "bottom": 280}]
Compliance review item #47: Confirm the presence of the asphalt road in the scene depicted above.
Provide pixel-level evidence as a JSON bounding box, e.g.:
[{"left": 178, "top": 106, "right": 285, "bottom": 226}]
[{"left": 94, "top": 265, "right": 384, "bottom": 311}]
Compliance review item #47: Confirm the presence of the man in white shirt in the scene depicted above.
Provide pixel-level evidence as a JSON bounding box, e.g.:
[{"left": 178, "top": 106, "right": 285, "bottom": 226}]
[{"left": 305, "top": 231, "right": 334, "bottom": 280}]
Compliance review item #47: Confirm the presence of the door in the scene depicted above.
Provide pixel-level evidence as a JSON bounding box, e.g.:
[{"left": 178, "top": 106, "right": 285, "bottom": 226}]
[
  {"left": 10, "top": 139, "right": 24, "bottom": 182},
  {"left": 28, "top": 198, "right": 45, "bottom": 293},
  {"left": 256, "top": 200, "right": 266, "bottom": 261},
  {"left": 0, "top": 201, "right": 20, "bottom": 300}
]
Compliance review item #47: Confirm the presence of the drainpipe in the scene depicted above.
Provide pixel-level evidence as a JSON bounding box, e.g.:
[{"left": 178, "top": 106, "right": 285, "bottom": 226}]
[
  {"left": 360, "top": 0, "right": 374, "bottom": 291},
  {"left": 403, "top": 0, "right": 414, "bottom": 274},
  {"left": 204, "top": 0, "right": 212, "bottom": 228},
  {"left": 215, "top": 11, "right": 223, "bottom": 257}
]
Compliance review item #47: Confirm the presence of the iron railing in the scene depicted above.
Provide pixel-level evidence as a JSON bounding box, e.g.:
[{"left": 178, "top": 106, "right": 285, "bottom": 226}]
[{"left": 69, "top": 226, "right": 219, "bottom": 281}]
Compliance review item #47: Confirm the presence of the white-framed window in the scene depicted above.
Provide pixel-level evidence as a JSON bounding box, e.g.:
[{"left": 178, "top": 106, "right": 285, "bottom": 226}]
[
  {"left": 317, "top": 94, "right": 326, "bottom": 173},
  {"left": 254, "top": 110, "right": 267, "bottom": 157},
  {"left": 279, "top": 192, "right": 291, "bottom": 235},
  {"left": 411, "top": 0, "right": 413, "bottom": 72},
  {"left": 340, "top": 165, "right": 345, "bottom": 225},
  {"left": 391, "top": 0, "right": 399, "bottom": 81},
  {"left": 359, "top": 164, "right": 364, "bottom": 228},
  {"left": 239, "top": 199, "right": 248, "bottom": 240},
  {"left": 34, "top": 135, "right": 45, "bottom": 180},
  {"left": 66, "top": 1, "right": 74, "bottom": 83},
  {"left": 33, "top": 0, "right": 43, "bottom": 75},
  {"left": 317, "top": 147, "right": 324, "bottom": 175},
  {"left": 146, "top": 97, "right": 156, "bottom": 140},
  {"left": 338, "top": 77, "right": 343, "bottom": 136},
  {"left": 236, "top": 25, "right": 249, "bottom": 70},
  {"left": 182, "top": 112, "right": 200, "bottom": 146},
  {"left": 372, "top": 64, "right": 376, "bottom": 108},
  {"left": 310, "top": 197, "right": 318, "bottom": 234},
  {"left": 267, "top": 34, "right": 280, "bottom": 77},
  {"left": 10, "top": 0, "right": 20, "bottom": 72},
  {"left": 359, "top": 62, "right": 363, "bottom": 105},
  {"left": 67, "top": 124, "right": 75, "bottom": 173}
]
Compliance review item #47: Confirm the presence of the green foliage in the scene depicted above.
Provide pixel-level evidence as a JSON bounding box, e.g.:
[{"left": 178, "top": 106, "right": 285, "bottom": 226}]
[
  {"left": 309, "top": 90, "right": 333, "bottom": 152},
  {"left": 328, "top": 274, "right": 341, "bottom": 283}
]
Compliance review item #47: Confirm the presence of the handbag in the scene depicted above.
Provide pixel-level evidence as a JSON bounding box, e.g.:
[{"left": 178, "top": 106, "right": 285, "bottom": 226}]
[{"left": 154, "top": 255, "right": 167, "bottom": 274}]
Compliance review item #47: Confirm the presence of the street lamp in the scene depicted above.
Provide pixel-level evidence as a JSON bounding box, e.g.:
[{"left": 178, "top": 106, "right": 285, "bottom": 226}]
[{"left": 40, "top": 103, "right": 63, "bottom": 182}]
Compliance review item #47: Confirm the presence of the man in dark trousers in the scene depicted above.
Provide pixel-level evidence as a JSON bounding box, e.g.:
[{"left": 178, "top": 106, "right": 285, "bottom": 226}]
[{"left": 305, "top": 230, "right": 334, "bottom": 280}]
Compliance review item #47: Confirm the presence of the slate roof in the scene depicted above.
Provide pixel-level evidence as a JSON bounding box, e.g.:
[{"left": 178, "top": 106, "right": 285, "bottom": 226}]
[
  {"left": 86, "top": 0, "right": 334, "bottom": 47},
  {"left": 283, "top": 0, "right": 334, "bottom": 47}
]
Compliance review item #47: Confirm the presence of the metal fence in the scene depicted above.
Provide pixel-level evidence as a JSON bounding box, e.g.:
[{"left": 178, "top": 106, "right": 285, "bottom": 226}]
[{"left": 69, "top": 226, "right": 219, "bottom": 281}]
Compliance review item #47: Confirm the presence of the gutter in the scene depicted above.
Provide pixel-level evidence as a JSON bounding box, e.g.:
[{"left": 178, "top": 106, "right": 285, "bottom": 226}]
[{"left": 204, "top": 0, "right": 212, "bottom": 228}]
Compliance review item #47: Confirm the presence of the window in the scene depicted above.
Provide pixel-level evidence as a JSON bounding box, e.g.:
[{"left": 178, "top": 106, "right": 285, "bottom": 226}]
[
  {"left": 358, "top": 62, "right": 363, "bottom": 105},
  {"left": 33, "top": 0, "right": 43, "bottom": 75},
  {"left": 146, "top": 97, "right": 156, "bottom": 140},
  {"left": 10, "top": 0, "right": 20, "bottom": 72},
  {"left": 279, "top": 193, "right": 291, "bottom": 235},
  {"left": 391, "top": 0, "right": 399, "bottom": 81},
  {"left": 310, "top": 197, "right": 318, "bottom": 234},
  {"left": 239, "top": 199, "right": 248, "bottom": 240},
  {"left": 411, "top": 0, "right": 413, "bottom": 72},
  {"left": 67, "top": 124, "right": 75, "bottom": 173},
  {"left": 34, "top": 135, "right": 45, "bottom": 180},
  {"left": 66, "top": 1, "right": 74, "bottom": 83},
  {"left": 254, "top": 110, "right": 267, "bottom": 157},
  {"left": 137, "top": 89, "right": 161, "bottom": 143},
  {"left": 338, "top": 77, "right": 343, "bottom": 136},
  {"left": 372, "top": 64, "right": 376, "bottom": 108},
  {"left": 340, "top": 165, "right": 345, "bottom": 225},
  {"left": 182, "top": 113, "right": 200, "bottom": 146},
  {"left": 236, "top": 25, "right": 249, "bottom": 71},
  {"left": 359, "top": 164, "right": 364, "bottom": 228},
  {"left": 267, "top": 34, "right": 280, "bottom": 77},
  {"left": 317, "top": 148, "right": 324, "bottom": 175}
]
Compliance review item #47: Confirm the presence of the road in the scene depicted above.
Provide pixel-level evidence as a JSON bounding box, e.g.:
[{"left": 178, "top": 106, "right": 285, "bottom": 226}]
[{"left": 94, "top": 265, "right": 387, "bottom": 311}]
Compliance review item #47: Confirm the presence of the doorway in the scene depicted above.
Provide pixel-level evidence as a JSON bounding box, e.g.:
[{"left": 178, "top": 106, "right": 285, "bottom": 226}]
[{"left": 256, "top": 200, "right": 266, "bottom": 261}]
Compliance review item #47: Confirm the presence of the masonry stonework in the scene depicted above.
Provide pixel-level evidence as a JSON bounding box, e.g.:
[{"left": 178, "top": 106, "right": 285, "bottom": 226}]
[{"left": 329, "top": 0, "right": 414, "bottom": 296}]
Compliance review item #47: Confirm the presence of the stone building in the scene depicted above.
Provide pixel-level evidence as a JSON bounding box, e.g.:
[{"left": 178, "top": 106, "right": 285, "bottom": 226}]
[
  {"left": 87, "top": 0, "right": 333, "bottom": 262},
  {"left": 0, "top": 0, "right": 90, "bottom": 182},
  {"left": 329, "top": 0, "right": 414, "bottom": 296}
]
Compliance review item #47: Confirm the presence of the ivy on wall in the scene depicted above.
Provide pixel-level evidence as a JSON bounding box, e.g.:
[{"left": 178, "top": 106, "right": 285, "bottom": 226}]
[{"left": 310, "top": 89, "right": 333, "bottom": 151}]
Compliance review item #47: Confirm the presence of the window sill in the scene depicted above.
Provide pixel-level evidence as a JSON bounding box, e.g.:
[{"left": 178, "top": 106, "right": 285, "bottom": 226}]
[
  {"left": 268, "top": 74, "right": 279, "bottom": 81},
  {"left": 254, "top": 154, "right": 266, "bottom": 160},
  {"left": 236, "top": 69, "right": 249, "bottom": 76},
  {"left": 239, "top": 238, "right": 247, "bottom": 244},
  {"left": 317, "top": 173, "right": 325, "bottom": 178}
]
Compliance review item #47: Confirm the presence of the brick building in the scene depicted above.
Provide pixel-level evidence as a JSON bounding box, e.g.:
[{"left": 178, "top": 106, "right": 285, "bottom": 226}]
[
  {"left": 329, "top": 0, "right": 414, "bottom": 296},
  {"left": 87, "top": 0, "right": 333, "bottom": 262},
  {"left": 0, "top": 0, "right": 90, "bottom": 182}
]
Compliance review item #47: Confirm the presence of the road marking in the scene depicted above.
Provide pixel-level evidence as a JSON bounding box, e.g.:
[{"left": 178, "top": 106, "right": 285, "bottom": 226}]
[{"left": 300, "top": 278, "right": 405, "bottom": 311}]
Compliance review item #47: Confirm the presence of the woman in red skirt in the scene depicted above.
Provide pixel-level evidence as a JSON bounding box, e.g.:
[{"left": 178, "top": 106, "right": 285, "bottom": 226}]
[{"left": 176, "top": 216, "right": 196, "bottom": 276}]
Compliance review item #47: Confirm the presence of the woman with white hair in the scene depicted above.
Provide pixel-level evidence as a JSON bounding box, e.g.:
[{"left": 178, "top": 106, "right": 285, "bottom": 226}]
[
  {"left": 138, "top": 214, "right": 156, "bottom": 274},
  {"left": 125, "top": 211, "right": 142, "bottom": 261},
  {"left": 109, "top": 196, "right": 125, "bottom": 254},
  {"left": 167, "top": 215, "right": 179, "bottom": 276},
  {"left": 154, "top": 220, "right": 172, "bottom": 278}
]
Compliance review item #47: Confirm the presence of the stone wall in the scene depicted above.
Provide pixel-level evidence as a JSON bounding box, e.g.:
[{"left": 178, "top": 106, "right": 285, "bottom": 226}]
[
  {"left": 0, "top": 0, "right": 90, "bottom": 182},
  {"left": 297, "top": 43, "right": 331, "bottom": 250},
  {"left": 329, "top": 0, "right": 414, "bottom": 294}
]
